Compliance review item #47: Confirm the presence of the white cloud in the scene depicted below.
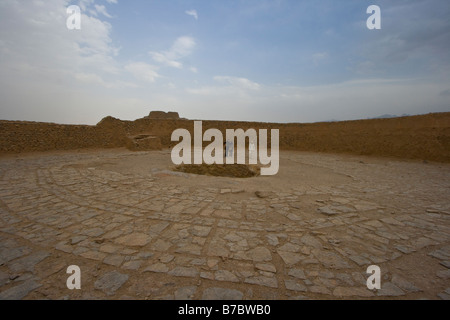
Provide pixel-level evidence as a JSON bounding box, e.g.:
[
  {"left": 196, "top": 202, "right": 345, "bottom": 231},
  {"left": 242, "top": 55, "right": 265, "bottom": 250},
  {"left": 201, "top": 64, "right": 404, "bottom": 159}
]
[
  {"left": 78, "top": 0, "right": 95, "bottom": 11},
  {"left": 185, "top": 9, "right": 198, "bottom": 20},
  {"left": 106, "top": 0, "right": 118, "bottom": 4},
  {"left": 186, "top": 76, "right": 261, "bottom": 98},
  {"left": 151, "top": 52, "right": 182, "bottom": 69},
  {"left": 214, "top": 76, "right": 261, "bottom": 90},
  {"left": 184, "top": 78, "right": 450, "bottom": 123},
  {"left": 0, "top": 0, "right": 119, "bottom": 75},
  {"left": 149, "top": 36, "right": 196, "bottom": 69},
  {"left": 75, "top": 72, "right": 137, "bottom": 88},
  {"left": 312, "top": 52, "right": 329, "bottom": 65},
  {"left": 95, "top": 4, "right": 113, "bottom": 18},
  {"left": 125, "top": 62, "right": 160, "bottom": 83},
  {"left": 0, "top": 0, "right": 137, "bottom": 123}
]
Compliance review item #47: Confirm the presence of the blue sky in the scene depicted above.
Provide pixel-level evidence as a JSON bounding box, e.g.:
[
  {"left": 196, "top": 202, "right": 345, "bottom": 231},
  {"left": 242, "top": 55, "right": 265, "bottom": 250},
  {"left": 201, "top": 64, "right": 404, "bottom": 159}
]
[{"left": 0, "top": 0, "right": 449, "bottom": 124}]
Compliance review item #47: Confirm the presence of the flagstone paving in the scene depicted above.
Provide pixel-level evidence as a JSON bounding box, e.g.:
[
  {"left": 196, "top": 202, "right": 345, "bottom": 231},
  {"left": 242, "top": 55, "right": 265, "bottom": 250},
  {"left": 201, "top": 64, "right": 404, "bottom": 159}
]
[{"left": 0, "top": 149, "right": 449, "bottom": 300}]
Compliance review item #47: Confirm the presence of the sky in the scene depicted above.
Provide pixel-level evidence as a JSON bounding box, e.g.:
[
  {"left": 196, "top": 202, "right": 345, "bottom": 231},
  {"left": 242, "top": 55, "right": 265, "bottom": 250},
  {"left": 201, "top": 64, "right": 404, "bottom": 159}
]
[{"left": 0, "top": 0, "right": 449, "bottom": 125}]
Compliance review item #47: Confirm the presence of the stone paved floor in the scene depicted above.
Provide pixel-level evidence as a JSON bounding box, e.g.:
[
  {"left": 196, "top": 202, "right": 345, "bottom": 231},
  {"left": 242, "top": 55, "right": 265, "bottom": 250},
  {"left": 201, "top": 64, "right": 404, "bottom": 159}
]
[{"left": 0, "top": 149, "right": 449, "bottom": 300}]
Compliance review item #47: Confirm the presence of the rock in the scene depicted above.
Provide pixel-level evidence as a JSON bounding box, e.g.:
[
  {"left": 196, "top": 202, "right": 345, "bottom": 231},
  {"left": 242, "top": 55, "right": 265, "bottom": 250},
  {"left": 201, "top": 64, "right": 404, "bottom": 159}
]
[
  {"left": 377, "top": 282, "right": 405, "bottom": 297},
  {"left": 278, "top": 243, "right": 301, "bottom": 253},
  {"left": 319, "top": 271, "right": 335, "bottom": 279},
  {"left": 437, "top": 269, "right": 450, "bottom": 279},
  {"left": 313, "top": 250, "right": 350, "bottom": 269},
  {"left": 0, "top": 279, "right": 42, "bottom": 300},
  {"left": 0, "top": 271, "right": 8, "bottom": 286},
  {"left": 333, "top": 286, "right": 374, "bottom": 297},
  {"left": 301, "top": 235, "right": 323, "bottom": 249},
  {"left": 80, "top": 251, "right": 107, "bottom": 261},
  {"left": 256, "top": 263, "right": 276, "bottom": 273},
  {"left": 317, "top": 206, "right": 339, "bottom": 216},
  {"left": 284, "top": 280, "right": 307, "bottom": 292},
  {"left": 266, "top": 235, "right": 279, "bottom": 246},
  {"left": 277, "top": 251, "right": 303, "bottom": 265},
  {"left": 0, "top": 246, "right": 31, "bottom": 266},
  {"left": 168, "top": 267, "right": 199, "bottom": 278},
  {"left": 94, "top": 271, "right": 129, "bottom": 296},
  {"left": 174, "top": 286, "right": 197, "bottom": 300},
  {"left": 189, "top": 226, "right": 211, "bottom": 237},
  {"left": 391, "top": 274, "right": 421, "bottom": 292},
  {"left": 144, "top": 263, "right": 169, "bottom": 273},
  {"left": 437, "top": 292, "right": 450, "bottom": 300},
  {"left": 202, "top": 287, "right": 243, "bottom": 300},
  {"left": 175, "top": 244, "right": 202, "bottom": 255},
  {"left": 380, "top": 217, "right": 404, "bottom": 226},
  {"left": 336, "top": 273, "right": 354, "bottom": 286},
  {"left": 255, "top": 191, "right": 271, "bottom": 199},
  {"left": 247, "top": 247, "right": 272, "bottom": 262},
  {"left": 152, "top": 239, "right": 172, "bottom": 252},
  {"left": 207, "top": 259, "right": 219, "bottom": 269},
  {"left": 288, "top": 268, "right": 307, "bottom": 280},
  {"left": 244, "top": 276, "right": 278, "bottom": 288},
  {"left": 333, "top": 205, "right": 355, "bottom": 213},
  {"left": 122, "top": 260, "right": 142, "bottom": 270},
  {"left": 114, "top": 233, "right": 152, "bottom": 247},
  {"left": 348, "top": 255, "right": 371, "bottom": 266},
  {"left": 309, "top": 286, "right": 332, "bottom": 295},
  {"left": 159, "top": 254, "right": 175, "bottom": 263},
  {"left": 215, "top": 270, "right": 239, "bottom": 282},
  {"left": 103, "top": 255, "right": 124, "bottom": 267},
  {"left": 70, "top": 236, "right": 87, "bottom": 245},
  {"left": 8, "top": 251, "right": 50, "bottom": 273},
  {"left": 200, "top": 272, "right": 214, "bottom": 280},
  {"left": 429, "top": 247, "right": 450, "bottom": 260}
]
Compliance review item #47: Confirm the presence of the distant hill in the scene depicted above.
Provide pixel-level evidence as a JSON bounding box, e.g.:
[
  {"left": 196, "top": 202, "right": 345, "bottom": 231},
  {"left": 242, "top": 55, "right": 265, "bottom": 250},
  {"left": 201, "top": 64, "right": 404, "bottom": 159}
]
[
  {"left": 323, "top": 114, "right": 411, "bottom": 122},
  {"left": 369, "top": 114, "right": 411, "bottom": 119}
]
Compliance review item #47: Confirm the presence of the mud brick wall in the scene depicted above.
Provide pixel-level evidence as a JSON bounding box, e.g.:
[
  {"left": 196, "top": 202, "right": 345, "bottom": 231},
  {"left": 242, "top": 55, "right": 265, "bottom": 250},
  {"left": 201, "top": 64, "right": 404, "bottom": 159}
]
[
  {"left": 0, "top": 121, "right": 127, "bottom": 153},
  {"left": 1, "top": 112, "right": 449, "bottom": 163}
]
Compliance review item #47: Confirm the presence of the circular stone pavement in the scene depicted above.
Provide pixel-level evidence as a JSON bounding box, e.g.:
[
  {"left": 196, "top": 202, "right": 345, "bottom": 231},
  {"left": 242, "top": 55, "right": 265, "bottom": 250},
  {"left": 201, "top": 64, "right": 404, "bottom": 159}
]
[{"left": 0, "top": 149, "right": 449, "bottom": 300}]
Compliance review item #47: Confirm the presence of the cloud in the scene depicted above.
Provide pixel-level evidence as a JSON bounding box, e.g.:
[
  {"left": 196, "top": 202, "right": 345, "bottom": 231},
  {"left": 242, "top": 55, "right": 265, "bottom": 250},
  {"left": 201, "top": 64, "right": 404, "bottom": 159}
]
[
  {"left": 149, "top": 36, "right": 196, "bottom": 69},
  {"left": 106, "top": 0, "right": 118, "bottom": 4},
  {"left": 125, "top": 62, "right": 160, "bottom": 83},
  {"left": 312, "top": 52, "right": 329, "bottom": 65},
  {"left": 185, "top": 9, "right": 198, "bottom": 20},
  {"left": 186, "top": 76, "right": 261, "bottom": 96},
  {"left": 95, "top": 4, "right": 113, "bottom": 18},
  {"left": 78, "top": 0, "right": 95, "bottom": 11},
  {"left": 0, "top": 0, "right": 119, "bottom": 75},
  {"left": 184, "top": 78, "right": 450, "bottom": 123},
  {"left": 150, "top": 52, "right": 182, "bottom": 69},
  {"left": 355, "top": 0, "right": 450, "bottom": 77},
  {"left": 213, "top": 76, "right": 260, "bottom": 90},
  {"left": 0, "top": 0, "right": 134, "bottom": 123},
  {"left": 74, "top": 72, "right": 137, "bottom": 88}
]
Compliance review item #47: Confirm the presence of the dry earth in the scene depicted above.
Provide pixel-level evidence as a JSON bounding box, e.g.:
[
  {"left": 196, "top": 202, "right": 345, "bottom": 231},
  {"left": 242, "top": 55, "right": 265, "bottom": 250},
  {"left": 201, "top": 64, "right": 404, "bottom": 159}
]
[{"left": 0, "top": 148, "right": 449, "bottom": 300}]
